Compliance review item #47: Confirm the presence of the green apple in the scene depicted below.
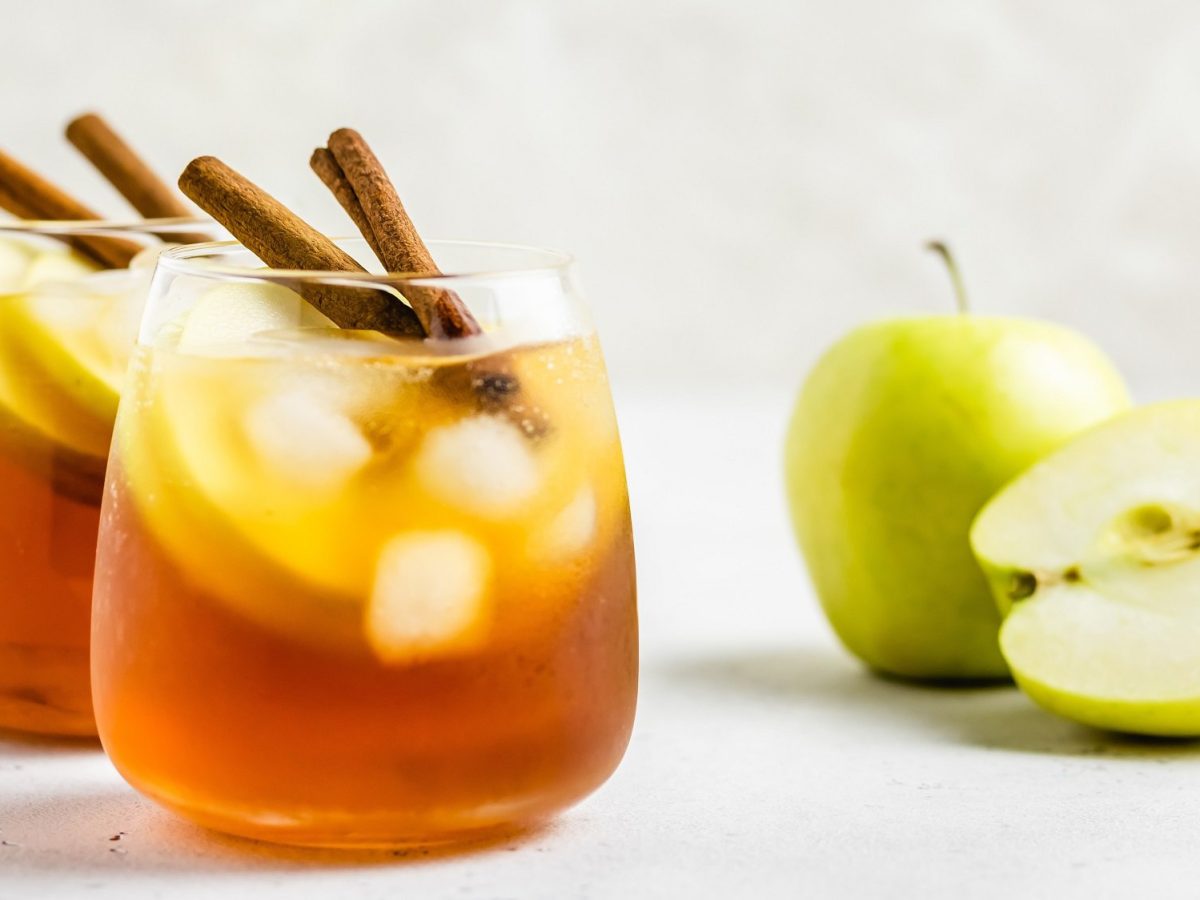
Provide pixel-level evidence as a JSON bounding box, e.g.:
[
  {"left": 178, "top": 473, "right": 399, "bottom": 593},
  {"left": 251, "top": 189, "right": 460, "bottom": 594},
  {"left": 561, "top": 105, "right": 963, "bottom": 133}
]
[
  {"left": 784, "top": 244, "right": 1130, "bottom": 680},
  {"left": 972, "top": 400, "right": 1200, "bottom": 735}
]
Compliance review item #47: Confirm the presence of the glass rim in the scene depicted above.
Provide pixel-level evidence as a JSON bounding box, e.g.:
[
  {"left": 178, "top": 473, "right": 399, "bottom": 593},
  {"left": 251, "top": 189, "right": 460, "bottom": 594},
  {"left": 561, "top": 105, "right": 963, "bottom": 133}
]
[
  {"left": 0, "top": 216, "right": 217, "bottom": 237},
  {"left": 156, "top": 237, "right": 576, "bottom": 286}
]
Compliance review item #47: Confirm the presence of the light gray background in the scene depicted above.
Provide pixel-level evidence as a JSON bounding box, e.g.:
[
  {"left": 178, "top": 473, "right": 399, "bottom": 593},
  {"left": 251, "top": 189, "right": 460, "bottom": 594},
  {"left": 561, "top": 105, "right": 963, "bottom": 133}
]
[{"left": 6, "top": 0, "right": 1198, "bottom": 396}]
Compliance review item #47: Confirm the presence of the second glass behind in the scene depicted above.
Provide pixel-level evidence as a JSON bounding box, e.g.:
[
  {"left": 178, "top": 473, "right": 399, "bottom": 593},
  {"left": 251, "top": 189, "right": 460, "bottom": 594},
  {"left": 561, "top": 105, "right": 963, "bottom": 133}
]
[
  {"left": 0, "top": 218, "right": 221, "bottom": 736},
  {"left": 91, "top": 239, "right": 638, "bottom": 847}
]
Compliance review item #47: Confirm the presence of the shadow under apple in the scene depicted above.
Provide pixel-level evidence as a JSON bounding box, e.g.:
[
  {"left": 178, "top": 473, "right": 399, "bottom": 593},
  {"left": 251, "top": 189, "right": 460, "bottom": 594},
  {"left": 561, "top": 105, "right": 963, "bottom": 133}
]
[{"left": 659, "top": 643, "right": 1200, "bottom": 758}]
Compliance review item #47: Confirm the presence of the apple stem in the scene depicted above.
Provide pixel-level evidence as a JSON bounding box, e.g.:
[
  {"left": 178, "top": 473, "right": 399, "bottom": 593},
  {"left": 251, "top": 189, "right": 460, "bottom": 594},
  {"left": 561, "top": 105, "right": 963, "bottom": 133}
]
[{"left": 925, "top": 240, "right": 969, "bottom": 315}]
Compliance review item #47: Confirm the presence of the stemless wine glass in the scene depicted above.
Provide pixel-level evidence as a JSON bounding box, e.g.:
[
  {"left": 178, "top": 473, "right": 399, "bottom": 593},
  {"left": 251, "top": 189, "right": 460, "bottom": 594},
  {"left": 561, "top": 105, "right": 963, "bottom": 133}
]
[
  {"left": 0, "top": 217, "right": 221, "bottom": 736},
  {"left": 92, "top": 239, "right": 638, "bottom": 847}
]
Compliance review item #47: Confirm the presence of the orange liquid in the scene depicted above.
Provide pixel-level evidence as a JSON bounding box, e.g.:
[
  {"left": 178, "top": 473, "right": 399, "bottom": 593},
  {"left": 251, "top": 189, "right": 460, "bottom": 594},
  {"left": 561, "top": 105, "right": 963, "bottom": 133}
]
[
  {"left": 93, "top": 476, "right": 636, "bottom": 845},
  {"left": 0, "top": 426, "right": 102, "bottom": 736},
  {"left": 92, "top": 335, "right": 638, "bottom": 846}
]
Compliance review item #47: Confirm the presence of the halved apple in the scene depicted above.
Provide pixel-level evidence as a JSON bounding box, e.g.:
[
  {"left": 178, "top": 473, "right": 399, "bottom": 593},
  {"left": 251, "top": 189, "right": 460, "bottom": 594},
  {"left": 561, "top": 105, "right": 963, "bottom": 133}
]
[{"left": 971, "top": 400, "right": 1200, "bottom": 735}]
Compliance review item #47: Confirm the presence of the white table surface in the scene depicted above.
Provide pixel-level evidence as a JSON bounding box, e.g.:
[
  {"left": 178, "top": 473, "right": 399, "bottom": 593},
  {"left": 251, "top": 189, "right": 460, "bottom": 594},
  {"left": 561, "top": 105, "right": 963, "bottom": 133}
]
[{"left": 3, "top": 387, "right": 1198, "bottom": 899}]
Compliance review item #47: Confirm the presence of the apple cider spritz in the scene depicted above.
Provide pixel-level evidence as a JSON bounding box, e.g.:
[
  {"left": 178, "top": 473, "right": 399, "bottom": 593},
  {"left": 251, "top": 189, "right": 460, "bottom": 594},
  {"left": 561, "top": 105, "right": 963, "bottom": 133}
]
[
  {"left": 0, "top": 218, "right": 214, "bottom": 736},
  {"left": 92, "top": 236, "right": 638, "bottom": 845},
  {"left": 0, "top": 118, "right": 217, "bottom": 736}
]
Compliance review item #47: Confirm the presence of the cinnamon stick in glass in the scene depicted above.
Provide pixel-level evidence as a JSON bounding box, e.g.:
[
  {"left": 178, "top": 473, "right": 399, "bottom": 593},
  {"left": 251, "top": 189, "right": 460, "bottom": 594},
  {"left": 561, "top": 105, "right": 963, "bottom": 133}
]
[
  {"left": 0, "top": 149, "right": 140, "bottom": 268},
  {"left": 314, "top": 129, "right": 482, "bottom": 340},
  {"left": 312, "top": 129, "right": 542, "bottom": 422},
  {"left": 66, "top": 113, "right": 212, "bottom": 245},
  {"left": 178, "top": 156, "right": 423, "bottom": 334}
]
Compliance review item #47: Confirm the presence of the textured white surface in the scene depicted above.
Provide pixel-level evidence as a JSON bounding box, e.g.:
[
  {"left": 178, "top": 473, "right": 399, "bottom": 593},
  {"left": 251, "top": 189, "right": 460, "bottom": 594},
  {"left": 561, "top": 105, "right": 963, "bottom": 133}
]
[
  {"left": 5, "top": 1, "right": 1200, "bottom": 396},
  {"left": 3, "top": 389, "right": 1200, "bottom": 898}
]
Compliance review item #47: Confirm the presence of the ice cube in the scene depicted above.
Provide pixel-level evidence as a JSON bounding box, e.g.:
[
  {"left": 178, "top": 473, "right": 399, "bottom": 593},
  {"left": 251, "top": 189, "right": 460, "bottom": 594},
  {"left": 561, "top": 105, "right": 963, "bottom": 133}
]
[
  {"left": 530, "top": 485, "right": 597, "bottom": 561},
  {"left": 366, "top": 531, "right": 491, "bottom": 660},
  {"left": 242, "top": 389, "right": 373, "bottom": 493},
  {"left": 415, "top": 416, "right": 540, "bottom": 518}
]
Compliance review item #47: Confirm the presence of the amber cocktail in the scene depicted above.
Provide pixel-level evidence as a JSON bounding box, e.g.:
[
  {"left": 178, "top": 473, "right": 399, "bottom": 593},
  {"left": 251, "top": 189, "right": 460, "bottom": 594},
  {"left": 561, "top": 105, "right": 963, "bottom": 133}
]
[
  {"left": 0, "top": 219, "right": 213, "bottom": 735},
  {"left": 92, "top": 239, "right": 638, "bottom": 846}
]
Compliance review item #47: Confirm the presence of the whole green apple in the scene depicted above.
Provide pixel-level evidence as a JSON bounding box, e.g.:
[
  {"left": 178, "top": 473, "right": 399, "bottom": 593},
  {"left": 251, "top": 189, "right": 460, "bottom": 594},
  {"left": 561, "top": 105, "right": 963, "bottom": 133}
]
[{"left": 784, "top": 246, "right": 1130, "bottom": 680}]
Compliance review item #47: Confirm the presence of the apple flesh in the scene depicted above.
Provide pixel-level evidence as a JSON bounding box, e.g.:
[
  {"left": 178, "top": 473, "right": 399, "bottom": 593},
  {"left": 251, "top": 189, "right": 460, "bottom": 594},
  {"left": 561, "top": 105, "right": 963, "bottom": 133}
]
[
  {"left": 0, "top": 238, "right": 36, "bottom": 288},
  {"left": 177, "top": 281, "right": 334, "bottom": 351},
  {"left": 972, "top": 400, "right": 1200, "bottom": 735},
  {"left": 0, "top": 241, "right": 125, "bottom": 455},
  {"left": 785, "top": 315, "right": 1130, "bottom": 680}
]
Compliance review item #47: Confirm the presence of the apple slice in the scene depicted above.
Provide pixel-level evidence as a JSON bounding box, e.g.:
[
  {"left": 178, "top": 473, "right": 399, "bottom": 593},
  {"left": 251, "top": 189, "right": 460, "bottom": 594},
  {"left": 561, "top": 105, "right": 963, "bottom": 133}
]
[
  {"left": 0, "top": 249, "right": 127, "bottom": 458},
  {"left": 22, "top": 248, "right": 100, "bottom": 287},
  {"left": 178, "top": 281, "right": 334, "bottom": 350},
  {"left": 0, "top": 245, "right": 119, "bottom": 500},
  {"left": 148, "top": 283, "right": 381, "bottom": 595},
  {"left": 971, "top": 400, "right": 1200, "bottom": 735},
  {"left": 0, "top": 238, "right": 36, "bottom": 288}
]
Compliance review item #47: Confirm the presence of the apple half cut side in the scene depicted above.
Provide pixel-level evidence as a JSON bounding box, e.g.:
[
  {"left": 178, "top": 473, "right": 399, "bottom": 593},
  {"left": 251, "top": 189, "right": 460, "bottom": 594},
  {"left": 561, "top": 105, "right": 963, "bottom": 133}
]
[{"left": 971, "top": 400, "right": 1200, "bottom": 736}]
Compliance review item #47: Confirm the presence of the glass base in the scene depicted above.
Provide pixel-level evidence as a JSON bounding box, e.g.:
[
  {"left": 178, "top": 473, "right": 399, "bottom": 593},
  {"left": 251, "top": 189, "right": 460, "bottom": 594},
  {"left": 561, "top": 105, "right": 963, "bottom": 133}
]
[
  {"left": 136, "top": 778, "right": 554, "bottom": 849},
  {"left": 0, "top": 643, "right": 95, "bottom": 736}
]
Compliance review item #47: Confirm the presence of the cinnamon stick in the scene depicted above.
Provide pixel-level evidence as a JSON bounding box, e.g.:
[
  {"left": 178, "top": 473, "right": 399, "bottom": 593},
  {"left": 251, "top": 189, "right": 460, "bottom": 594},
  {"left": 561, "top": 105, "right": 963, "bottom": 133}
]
[
  {"left": 0, "top": 174, "right": 38, "bottom": 219},
  {"left": 66, "top": 112, "right": 212, "bottom": 244},
  {"left": 0, "top": 148, "right": 141, "bottom": 268},
  {"left": 178, "top": 156, "right": 423, "bottom": 334},
  {"left": 317, "top": 128, "right": 482, "bottom": 340},
  {"left": 310, "top": 147, "right": 383, "bottom": 262},
  {"left": 312, "top": 130, "right": 544, "bottom": 426}
]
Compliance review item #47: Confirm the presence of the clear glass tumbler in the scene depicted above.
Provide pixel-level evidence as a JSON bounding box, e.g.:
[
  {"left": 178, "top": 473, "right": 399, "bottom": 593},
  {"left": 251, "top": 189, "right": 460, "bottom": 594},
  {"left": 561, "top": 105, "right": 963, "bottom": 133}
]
[
  {"left": 0, "top": 217, "right": 220, "bottom": 736},
  {"left": 91, "top": 239, "right": 638, "bottom": 846}
]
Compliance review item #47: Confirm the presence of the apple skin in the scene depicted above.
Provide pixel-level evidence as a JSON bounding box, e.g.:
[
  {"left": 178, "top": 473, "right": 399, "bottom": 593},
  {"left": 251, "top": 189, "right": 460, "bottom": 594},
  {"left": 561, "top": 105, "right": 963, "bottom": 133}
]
[
  {"left": 784, "top": 315, "right": 1130, "bottom": 681},
  {"left": 1013, "top": 676, "right": 1200, "bottom": 736}
]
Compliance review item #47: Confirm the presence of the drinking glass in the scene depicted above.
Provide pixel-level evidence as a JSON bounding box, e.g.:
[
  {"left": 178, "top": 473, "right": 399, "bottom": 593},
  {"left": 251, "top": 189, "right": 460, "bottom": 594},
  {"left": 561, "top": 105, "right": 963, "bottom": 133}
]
[
  {"left": 91, "top": 239, "right": 638, "bottom": 846},
  {"left": 0, "top": 218, "right": 220, "bottom": 735}
]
